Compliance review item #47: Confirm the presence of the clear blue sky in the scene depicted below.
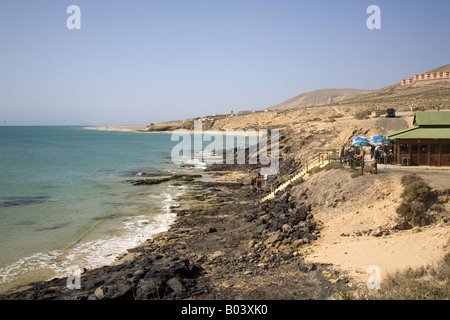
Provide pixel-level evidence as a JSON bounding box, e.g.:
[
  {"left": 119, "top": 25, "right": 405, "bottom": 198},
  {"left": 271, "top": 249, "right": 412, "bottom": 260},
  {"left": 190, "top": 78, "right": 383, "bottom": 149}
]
[{"left": 1, "top": 0, "right": 449, "bottom": 125}]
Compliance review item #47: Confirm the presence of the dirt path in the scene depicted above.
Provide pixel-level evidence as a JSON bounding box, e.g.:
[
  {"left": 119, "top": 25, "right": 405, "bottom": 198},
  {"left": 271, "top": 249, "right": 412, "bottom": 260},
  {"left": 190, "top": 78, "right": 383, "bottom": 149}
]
[{"left": 375, "top": 112, "right": 411, "bottom": 135}]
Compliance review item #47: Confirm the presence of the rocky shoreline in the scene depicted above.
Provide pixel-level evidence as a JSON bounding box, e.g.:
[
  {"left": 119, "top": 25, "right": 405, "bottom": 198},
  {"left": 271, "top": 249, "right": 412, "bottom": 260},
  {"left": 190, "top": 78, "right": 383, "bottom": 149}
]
[{"left": 0, "top": 154, "right": 348, "bottom": 300}]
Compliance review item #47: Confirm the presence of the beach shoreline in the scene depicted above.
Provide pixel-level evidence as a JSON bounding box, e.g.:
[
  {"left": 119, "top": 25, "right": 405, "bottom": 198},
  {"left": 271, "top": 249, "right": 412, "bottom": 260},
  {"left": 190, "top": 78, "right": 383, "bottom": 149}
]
[
  {"left": 0, "top": 171, "right": 205, "bottom": 296},
  {"left": 86, "top": 126, "right": 150, "bottom": 132},
  {"left": 89, "top": 126, "right": 265, "bottom": 136},
  {"left": 0, "top": 169, "right": 209, "bottom": 296}
]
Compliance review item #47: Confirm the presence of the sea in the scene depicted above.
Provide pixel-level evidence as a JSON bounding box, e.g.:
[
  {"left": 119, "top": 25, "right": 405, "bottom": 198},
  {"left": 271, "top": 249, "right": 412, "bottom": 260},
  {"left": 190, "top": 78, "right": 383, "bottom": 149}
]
[{"left": 0, "top": 126, "right": 211, "bottom": 293}]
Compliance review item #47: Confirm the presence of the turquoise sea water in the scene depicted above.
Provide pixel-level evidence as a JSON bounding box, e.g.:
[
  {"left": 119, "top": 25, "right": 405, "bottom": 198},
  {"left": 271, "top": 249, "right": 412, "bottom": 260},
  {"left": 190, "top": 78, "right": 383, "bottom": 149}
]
[{"left": 0, "top": 126, "right": 199, "bottom": 291}]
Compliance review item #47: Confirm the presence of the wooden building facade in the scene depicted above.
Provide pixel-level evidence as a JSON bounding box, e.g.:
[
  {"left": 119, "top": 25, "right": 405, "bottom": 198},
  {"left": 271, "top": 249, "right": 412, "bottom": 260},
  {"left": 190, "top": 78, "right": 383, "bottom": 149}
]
[{"left": 388, "top": 111, "right": 450, "bottom": 166}]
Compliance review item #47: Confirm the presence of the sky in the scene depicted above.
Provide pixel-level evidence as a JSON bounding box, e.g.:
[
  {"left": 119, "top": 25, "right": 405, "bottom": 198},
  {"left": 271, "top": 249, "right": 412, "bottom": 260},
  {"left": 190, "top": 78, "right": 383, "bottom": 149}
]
[{"left": 0, "top": 0, "right": 449, "bottom": 126}]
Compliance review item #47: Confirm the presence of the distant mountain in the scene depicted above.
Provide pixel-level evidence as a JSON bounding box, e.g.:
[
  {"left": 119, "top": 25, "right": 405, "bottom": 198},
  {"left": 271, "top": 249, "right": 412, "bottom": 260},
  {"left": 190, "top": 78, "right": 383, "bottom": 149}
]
[{"left": 268, "top": 88, "right": 373, "bottom": 110}]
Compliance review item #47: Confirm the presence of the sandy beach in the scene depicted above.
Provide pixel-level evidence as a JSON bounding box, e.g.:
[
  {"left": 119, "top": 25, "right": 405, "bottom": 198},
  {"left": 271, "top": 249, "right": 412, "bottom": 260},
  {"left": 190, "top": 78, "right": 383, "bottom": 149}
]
[
  {"left": 87, "top": 126, "right": 150, "bottom": 132},
  {"left": 90, "top": 125, "right": 264, "bottom": 137}
]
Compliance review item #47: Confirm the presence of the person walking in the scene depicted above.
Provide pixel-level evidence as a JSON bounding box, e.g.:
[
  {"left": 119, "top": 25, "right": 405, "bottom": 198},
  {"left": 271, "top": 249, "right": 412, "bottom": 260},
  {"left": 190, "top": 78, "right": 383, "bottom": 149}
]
[
  {"left": 250, "top": 174, "right": 255, "bottom": 191},
  {"left": 256, "top": 177, "right": 261, "bottom": 194}
]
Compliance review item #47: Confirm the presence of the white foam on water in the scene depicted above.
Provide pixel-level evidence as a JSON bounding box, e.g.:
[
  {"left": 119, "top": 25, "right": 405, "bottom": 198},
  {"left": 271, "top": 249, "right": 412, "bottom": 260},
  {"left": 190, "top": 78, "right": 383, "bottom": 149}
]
[
  {"left": 180, "top": 158, "right": 207, "bottom": 170},
  {"left": 191, "top": 158, "right": 207, "bottom": 169},
  {"left": 0, "top": 250, "right": 63, "bottom": 286},
  {"left": 174, "top": 149, "right": 208, "bottom": 170},
  {"left": 0, "top": 189, "right": 185, "bottom": 287},
  {"left": 52, "top": 190, "right": 181, "bottom": 278}
]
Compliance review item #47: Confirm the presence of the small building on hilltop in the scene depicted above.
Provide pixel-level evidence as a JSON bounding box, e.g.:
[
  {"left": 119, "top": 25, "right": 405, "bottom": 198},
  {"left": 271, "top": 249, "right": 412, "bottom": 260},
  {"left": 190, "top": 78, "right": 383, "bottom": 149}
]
[
  {"left": 388, "top": 111, "right": 450, "bottom": 166},
  {"left": 401, "top": 71, "right": 450, "bottom": 86}
]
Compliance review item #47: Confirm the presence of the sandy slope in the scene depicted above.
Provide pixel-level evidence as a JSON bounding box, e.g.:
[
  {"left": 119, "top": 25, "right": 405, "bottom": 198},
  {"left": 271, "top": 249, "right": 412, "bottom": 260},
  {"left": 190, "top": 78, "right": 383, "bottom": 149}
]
[
  {"left": 305, "top": 222, "right": 450, "bottom": 285},
  {"left": 296, "top": 167, "right": 450, "bottom": 286}
]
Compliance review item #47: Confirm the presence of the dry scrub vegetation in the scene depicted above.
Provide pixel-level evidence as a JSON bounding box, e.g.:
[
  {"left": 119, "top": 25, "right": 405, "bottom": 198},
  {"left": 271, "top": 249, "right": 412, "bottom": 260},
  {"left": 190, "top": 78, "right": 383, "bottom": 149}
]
[{"left": 339, "top": 253, "right": 450, "bottom": 300}]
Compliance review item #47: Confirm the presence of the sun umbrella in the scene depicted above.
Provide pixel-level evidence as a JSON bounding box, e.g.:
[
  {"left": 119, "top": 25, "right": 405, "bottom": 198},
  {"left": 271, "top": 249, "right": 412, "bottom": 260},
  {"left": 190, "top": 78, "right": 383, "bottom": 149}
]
[
  {"left": 371, "top": 137, "right": 391, "bottom": 145},
  {"left": 370, "top": 135, "right": 384, "bottom": 143},
  {"left": 353, "top": 136, "right": 369, "bottom": 142},
  {"left": 352, "top": 137, "right": 370, "bottom": 145},
  {"left": 352, "top": 141, "right": 372, "bottom": 147}
]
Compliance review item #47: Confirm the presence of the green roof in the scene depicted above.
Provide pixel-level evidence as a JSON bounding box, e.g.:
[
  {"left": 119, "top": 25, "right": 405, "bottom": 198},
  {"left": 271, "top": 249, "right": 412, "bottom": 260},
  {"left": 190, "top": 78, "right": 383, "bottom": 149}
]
[
  {"left": 414, "top": 111, "right": 450, "bottom": 126},
  {"left": 388, "top": 126, "right": 450, "bottom": 139},
  {"left": 389, "top": 111, "right": 450, "bottom": 139}
]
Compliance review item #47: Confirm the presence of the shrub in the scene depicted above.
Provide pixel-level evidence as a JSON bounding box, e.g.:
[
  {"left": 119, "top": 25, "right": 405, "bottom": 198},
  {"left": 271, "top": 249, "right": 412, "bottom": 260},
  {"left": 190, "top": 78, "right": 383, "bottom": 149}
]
[
  {"left": 396, "top": 174, "right": 432, "bottom": 226},
  {"left": 338, "top": 254, "right": 450, "bottom": 300},
  {"left": 324, "top": 162, "right": 342, "bottom": 171},
  {"left": 400, "top": 173, "right": 423, "bottom": 186},
  {"left": 354, "top": 110, "right": 369, "bottom": 120},
  {"left": 401, "top": 180, "right": 431, "bottom": 203},
  {"left": 444, "top": 253, "right": 450, "bottom": 268},
  {"left": 396, "top": 201, "right": 427, "bottom": 226},
  {"left": 350, "top": 171, "right": 362, "bottom": 179}
]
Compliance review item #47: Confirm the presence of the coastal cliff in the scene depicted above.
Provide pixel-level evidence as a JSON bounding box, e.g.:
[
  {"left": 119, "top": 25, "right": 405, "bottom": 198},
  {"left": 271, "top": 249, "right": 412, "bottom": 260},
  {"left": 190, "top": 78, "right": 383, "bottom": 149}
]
[{"left": 2, "top": 106, "right": 450, "bottom": 300}]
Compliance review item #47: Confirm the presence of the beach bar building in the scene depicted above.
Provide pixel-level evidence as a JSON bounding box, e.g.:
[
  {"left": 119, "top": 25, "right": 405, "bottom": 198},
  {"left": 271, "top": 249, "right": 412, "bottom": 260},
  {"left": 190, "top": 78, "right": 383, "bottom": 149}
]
[{"left": 388, "top": 111, "right": 450, "bottom": 166}]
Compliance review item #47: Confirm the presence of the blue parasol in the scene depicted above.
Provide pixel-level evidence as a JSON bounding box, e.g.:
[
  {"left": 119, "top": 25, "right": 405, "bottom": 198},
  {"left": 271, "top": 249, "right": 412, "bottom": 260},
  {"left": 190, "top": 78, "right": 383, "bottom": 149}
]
[
  {"left": 352, "top": 137, "right": 371, "bottom": 145},
  {"left": 371, "top": 136, "right": 391, "bottom": 145},
  {"left": 352, "top": 140, "right": 372, "bottom": 147},
  {"left": 370, "top": 135, "right": 384, "bottom": 143}
]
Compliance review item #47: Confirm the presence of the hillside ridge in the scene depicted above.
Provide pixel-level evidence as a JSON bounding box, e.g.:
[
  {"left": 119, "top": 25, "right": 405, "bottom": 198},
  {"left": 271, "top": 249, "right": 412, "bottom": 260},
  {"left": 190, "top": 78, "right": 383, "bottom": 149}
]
[{"left": 268, "top": 88, "right": 372, "bottom": 111}]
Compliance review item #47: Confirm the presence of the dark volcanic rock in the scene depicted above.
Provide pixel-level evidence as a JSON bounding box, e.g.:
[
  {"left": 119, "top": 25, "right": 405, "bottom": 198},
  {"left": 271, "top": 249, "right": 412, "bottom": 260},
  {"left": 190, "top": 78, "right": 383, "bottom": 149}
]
[
  {"left": 0, "top": 254, "right": 205, "bottom": 300},
  {"left": 131, "top": 174, "right": 203, "bottom": 186},
  {"left": 289, "top": 204, "right": 309, "bottom": 225}
]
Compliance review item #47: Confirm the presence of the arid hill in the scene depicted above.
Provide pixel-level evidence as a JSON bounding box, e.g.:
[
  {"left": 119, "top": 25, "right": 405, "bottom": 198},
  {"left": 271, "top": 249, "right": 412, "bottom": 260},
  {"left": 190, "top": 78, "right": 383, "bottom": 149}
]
[
  {"left": 332, "top": 64, "right": 450, "bottom": 112},
  {"left": 268, "top": 89, "right": 372, "bottom": 111},
  {"left": 333, "top": 81, "right": 450, "bottom": 111},
  {"left": 265, "top": 65, "right": 450, "bottom": 111}
]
